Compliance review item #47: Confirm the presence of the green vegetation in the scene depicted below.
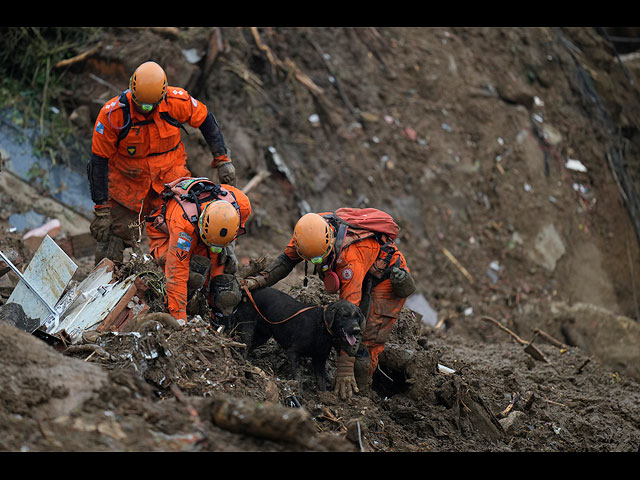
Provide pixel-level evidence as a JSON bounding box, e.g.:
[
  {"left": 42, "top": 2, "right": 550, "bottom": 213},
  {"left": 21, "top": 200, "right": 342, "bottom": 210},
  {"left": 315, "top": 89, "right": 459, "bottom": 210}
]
[{"left": 0, "top": 27, "right": 104, "bottom": 164}]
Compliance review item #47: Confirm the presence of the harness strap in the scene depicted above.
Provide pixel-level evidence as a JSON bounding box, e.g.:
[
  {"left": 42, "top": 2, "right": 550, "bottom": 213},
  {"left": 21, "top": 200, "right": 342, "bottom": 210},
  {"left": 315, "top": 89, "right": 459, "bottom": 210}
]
[
  {"left": 114, "top": 91, "right": 187, "bottom": 149},
  {"left": 240, "top": 283, "right": 332, "bottom": 333}
]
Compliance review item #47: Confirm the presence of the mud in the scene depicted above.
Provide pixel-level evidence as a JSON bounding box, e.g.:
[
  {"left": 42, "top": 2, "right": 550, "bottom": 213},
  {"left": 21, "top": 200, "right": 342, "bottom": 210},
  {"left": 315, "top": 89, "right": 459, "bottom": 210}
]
[{"left": 1, "top": 27, "right": 640, "bottom": 453}]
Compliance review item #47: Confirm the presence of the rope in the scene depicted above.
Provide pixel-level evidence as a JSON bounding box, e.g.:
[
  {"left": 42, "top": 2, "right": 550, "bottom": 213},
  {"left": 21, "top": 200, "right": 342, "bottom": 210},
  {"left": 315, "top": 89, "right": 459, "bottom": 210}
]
[{"left": 240, "top": 283, "right": 332, "bottom": 334}]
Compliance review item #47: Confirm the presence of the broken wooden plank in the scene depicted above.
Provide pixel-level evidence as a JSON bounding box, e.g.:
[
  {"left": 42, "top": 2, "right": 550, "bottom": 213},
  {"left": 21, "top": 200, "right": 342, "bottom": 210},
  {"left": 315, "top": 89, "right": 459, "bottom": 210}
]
[
  {"left": 54, "top": 43, "right": 102, "bottom": 68},
  {"left": 241, "top": 170, "right": 271, "bottom": 194},
  {"left": 480, "top": 316, "right": 548, "bottom": 362},
  {"left": 441, "top": 247, "right": 475, "bottom": 284}
]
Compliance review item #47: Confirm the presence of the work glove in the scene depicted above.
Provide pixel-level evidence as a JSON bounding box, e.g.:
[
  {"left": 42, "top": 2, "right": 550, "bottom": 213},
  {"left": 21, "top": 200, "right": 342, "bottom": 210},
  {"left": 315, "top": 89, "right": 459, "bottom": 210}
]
[
  {"left": 90, "top": 206, "right": 112, "bottom": 243},
  {"left": 334, "top": 353, "right": 359, "bottom": 400},
  {"left": 389, "top": 266, "right": 416, "bottom": 298},
  {"left": 242, "top": 275, "right": 265, "bottom": 291},
  {"left": 219, "top": 243, "right": 238, "bottom": 274},
  {"left": 390, "top": 267, "right": 408, "bottom": 283},
  {"left": 217, "top": 161, "right": 236, "bottom": 186}
]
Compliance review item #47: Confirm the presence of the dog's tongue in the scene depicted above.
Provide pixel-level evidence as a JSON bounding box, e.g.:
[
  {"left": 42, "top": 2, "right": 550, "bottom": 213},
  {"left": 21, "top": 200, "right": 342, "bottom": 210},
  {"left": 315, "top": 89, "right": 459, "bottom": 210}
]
[{"left": 346, "top": 333, "right": 357, "bottom": 346}]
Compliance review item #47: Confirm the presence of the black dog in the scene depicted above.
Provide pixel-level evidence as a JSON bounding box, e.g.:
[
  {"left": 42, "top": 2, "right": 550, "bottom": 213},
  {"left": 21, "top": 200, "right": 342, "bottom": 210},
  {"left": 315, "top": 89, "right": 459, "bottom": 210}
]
[{"left": 228, "top": 287, "right": 364, "bottom": 394}]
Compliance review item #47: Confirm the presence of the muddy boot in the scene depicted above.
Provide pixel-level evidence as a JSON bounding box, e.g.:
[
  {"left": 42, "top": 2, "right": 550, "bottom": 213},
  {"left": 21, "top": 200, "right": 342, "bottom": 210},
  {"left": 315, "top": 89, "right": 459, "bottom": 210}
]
[
  {"left": 354, "top": 346, "right": 373, "bottom": 396},
  {"left": 95, "top": 235, "right": 125, "bottom": 265}
]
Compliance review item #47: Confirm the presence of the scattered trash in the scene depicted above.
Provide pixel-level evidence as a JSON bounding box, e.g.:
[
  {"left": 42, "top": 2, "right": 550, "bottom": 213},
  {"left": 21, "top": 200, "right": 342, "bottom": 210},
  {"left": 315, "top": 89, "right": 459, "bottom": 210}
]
[
  {"left": 266, "top": 146, "right": 296, "bottom": 186},
  {"left": 441, "top": 123, "right": 453, "bottom": 132},
  {"left": 402, "top": 127, "right": 418, "bottom": 142},
  {"left": 532, "top": 113, "right": 544, "bottom": 123},
  {"left": 464, "top": 307, "right": 473, "bottom": 316},
  {"left": 486, "top": 269, "right": 499, "bottom": 284},
  {"left": 1, "top": 237, "right": 150, "bottom": 343},
  {"left": 405, "top": 293, "right": 438, "bottom": 327},
  {"left": 437, "top": 364, "right": 456, "bottom": 375},
  {"left": 572, "top": 183, "right": 590, "bottom": 196},
  {"left": 2, "top": 235, "right": 77, "bottom": 332},
  {"left": 182, "top": 48, "right": 203, "bottom": 64},
  {"left": 22, "top": 219, "right": 61, "bottom": 253},
  {"left": 565, "top": 158, "right": 587, "bottom": 172},
  {"left": 534, "top": 96, "right": 544, "bottom": 107},
  {"left": 308, "top": 113, "right": 320, "bottom": 124},
  {"left": 524, "top": 183, "right": 532, "bottom": 192}
]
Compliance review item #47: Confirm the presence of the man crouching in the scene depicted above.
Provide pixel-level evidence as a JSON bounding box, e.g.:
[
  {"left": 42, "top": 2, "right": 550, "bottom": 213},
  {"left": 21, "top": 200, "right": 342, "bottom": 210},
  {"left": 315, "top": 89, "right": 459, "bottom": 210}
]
[{"left": 146, "top": 177, "right": 251, "bottom": 325}]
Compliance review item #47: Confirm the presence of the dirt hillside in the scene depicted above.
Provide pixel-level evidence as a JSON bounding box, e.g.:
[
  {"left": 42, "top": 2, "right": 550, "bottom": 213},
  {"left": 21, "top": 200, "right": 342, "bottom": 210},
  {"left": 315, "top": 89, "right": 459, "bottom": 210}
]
[{"left": 1, "top": 27, "right": 640, "bottom": 454}]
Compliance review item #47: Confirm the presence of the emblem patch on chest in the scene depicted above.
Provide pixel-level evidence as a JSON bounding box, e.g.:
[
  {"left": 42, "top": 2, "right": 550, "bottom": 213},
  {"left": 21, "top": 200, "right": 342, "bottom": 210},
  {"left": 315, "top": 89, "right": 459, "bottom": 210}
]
[
  {"left": 341, "top": 268, "right": 354, "bottom": 280},
  {"left": 127, "top": 146, "right": 136, "bottom": 156}
]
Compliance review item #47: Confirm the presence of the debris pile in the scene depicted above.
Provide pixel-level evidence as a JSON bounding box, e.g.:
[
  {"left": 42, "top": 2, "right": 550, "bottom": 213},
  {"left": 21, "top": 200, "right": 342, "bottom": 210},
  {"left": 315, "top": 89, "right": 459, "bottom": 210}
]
[{"left": 1, "top": 26, "right": 640, "bottom": 452}]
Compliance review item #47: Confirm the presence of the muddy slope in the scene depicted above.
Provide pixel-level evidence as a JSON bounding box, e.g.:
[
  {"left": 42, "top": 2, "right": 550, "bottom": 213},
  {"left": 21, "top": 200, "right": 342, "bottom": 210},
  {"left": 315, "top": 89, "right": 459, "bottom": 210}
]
[{"left": 1, "top": 27, "right": 640, "bottom": 453}]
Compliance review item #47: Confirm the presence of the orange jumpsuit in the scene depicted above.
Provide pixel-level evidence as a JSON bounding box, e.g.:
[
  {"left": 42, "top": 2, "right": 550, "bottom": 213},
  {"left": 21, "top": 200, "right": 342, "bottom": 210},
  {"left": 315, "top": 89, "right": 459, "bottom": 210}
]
[
  {"left": 282, "top": 215, "right": 409, "bottom": 375},
  {"left": 90, "top": 87, "right": 225, "bottom": 215},
  {"left": 146, "top": 184, "right": 251, "bottom": 321}
]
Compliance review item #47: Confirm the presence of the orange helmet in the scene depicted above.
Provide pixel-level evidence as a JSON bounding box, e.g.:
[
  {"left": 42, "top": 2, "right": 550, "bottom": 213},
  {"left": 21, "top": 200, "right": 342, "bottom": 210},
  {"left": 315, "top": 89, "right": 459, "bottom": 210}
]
[
  {"left": 198, "top": 200, "right": 240, "bottom": 253},
  {"left": 293, "top": 213, "right": 334, "bottom": 264},
  {"left": 129, "top": 61, "right": 167, "bottom": 111}
]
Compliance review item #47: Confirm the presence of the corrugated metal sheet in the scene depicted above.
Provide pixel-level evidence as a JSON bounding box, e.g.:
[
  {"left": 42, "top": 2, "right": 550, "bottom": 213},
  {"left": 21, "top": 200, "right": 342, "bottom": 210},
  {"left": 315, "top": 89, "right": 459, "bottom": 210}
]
[
  {"left": 47, "top": 259, "right": 138, "bottom": 343},
  {"left": 7, "top": 235, "right": 77, "bottom": 327}
]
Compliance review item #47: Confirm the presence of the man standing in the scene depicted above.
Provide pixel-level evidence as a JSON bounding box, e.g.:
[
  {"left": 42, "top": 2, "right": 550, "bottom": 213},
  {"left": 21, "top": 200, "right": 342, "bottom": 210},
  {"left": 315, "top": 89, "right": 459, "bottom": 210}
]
[
  {"left": 243, "top": 209, "right": 416, "bottom": 400},
  {"left": 87, "top": 61, "right": 236, "bottom": 264}
]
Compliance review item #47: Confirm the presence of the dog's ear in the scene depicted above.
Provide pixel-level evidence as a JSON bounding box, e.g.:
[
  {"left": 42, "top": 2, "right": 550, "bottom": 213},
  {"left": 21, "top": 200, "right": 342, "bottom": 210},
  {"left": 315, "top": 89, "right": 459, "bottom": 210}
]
[{"left": 324, "top": 302, "right": 337, "bottom": 330}]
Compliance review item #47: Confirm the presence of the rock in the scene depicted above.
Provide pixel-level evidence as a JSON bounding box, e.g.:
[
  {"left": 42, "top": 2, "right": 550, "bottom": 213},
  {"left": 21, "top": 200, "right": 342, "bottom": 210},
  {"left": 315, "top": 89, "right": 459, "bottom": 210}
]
[
  {"left": 551, "top": 302, "right": 640, "bottom": 382},
  {"left": 499, "top": 410, "right": 527, "bottom": 435},
  {"left": 528, "top": 223, "right": 566, "bottom": 272},
  {"left": 0, "top": 302, "right": 40, "bottom": 332}
]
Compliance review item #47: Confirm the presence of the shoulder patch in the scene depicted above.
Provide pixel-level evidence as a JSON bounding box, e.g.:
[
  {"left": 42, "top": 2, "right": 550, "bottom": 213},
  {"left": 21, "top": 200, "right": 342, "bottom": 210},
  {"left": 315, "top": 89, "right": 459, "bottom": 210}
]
[
  {"left": 95, "top": 122, "right": 104, "bottom": 134},
  {"left": 176, "top": 232, "right": 192, "bottom": 252},
  {"left": 167, "top": 87, "right": 189, "bottom": 101}
]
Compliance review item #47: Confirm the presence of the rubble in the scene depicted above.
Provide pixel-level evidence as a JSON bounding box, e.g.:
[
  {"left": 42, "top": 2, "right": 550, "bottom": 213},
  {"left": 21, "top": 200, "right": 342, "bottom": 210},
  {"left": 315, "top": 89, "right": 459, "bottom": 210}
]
[{"left": 1, "top": 26, "right": 640, "bottom": 453}]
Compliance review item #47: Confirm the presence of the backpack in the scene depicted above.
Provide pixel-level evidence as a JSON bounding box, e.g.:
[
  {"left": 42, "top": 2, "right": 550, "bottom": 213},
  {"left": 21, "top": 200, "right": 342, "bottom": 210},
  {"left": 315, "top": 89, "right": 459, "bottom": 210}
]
[
  {"left": 332, "top": 207, "right": 399, "bottom": 241},
  {"left": 146, "top": 177, "right": 241, "bottom": 236},
  {"left": 319, "top": 208, "right": 402, "bottom": 291}
]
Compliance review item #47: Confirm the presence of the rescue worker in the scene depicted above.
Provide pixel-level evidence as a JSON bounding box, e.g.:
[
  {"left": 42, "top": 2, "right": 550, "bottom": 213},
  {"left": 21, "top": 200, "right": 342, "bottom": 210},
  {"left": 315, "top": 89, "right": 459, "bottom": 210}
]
[
  {"left": 243, "top": 209, "right": 416, "bottom": 400},
  {"left": 146, "top": 177, "right": 251, "bottom": 325},
  {"left": 87, "top": 60, "right": 237, "bottom": 264}
]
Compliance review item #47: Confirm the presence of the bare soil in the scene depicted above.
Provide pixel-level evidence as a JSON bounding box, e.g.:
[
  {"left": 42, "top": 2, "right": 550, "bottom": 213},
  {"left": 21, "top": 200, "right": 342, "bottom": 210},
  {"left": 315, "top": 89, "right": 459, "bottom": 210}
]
[{"left": 1, "top": 27, "right": 640, "bottom": 454}]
